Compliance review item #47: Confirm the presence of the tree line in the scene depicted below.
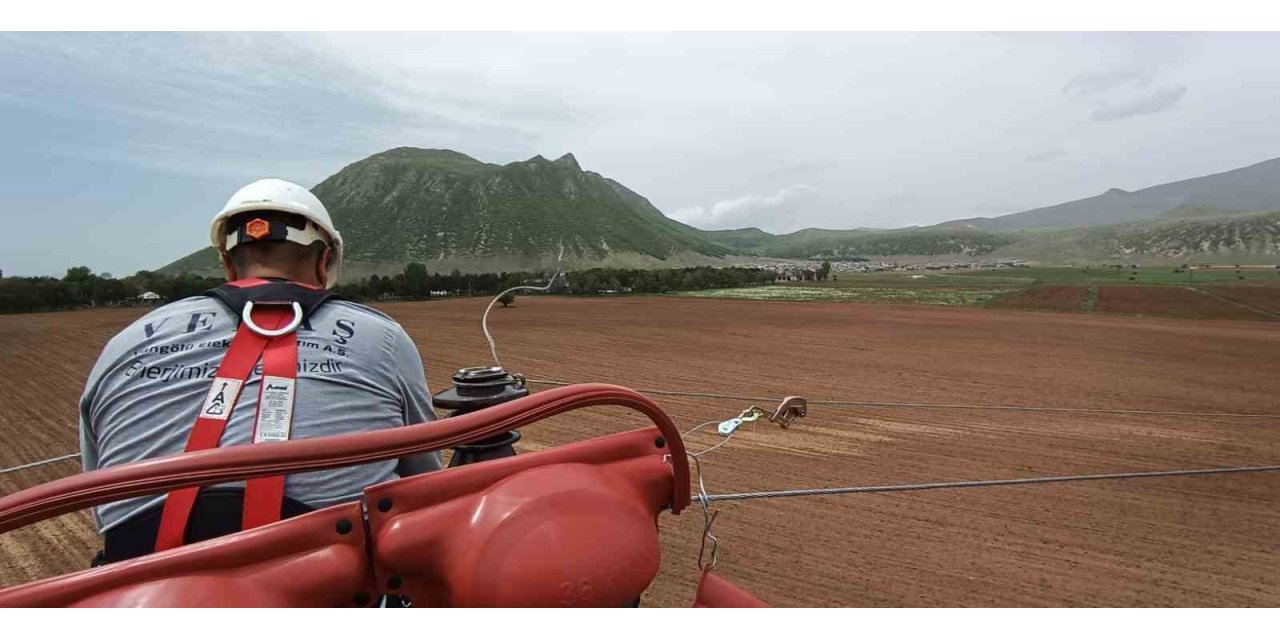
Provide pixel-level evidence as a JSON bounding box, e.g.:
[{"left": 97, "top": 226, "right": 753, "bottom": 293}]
[
  {"left": 331, "top": 264, "right": 778, "bottom": 300},
  {"left": 0, "top": 264, "right": 778, "bottom": 314},
  {"left": 0, "top": 267, "right": 223, "bottom": 314}
]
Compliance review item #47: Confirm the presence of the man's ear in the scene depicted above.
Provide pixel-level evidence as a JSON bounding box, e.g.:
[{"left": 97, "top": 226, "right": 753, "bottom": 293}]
[
  {"left": 316, "top": 245, "right": 333, "bottom": 286},
  {"left": 219, "top": 251, "right": 238, "bottom": 282}
]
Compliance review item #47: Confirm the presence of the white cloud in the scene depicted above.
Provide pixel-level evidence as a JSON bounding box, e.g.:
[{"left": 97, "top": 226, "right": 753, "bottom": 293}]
[
  {"left": 1063, "top": 68, "right": 1188, "bottom": 122},
  {"left": 671, "top": 185, "right": 819, "bottom": 230},
  {"left": 1063, "top": 70, "right": 1153, "bottom": 96},
  {"left": 1090, "top": 85, "right": 1188, "bottom": 122},
  {"left": 6, "top": 32, "right": 1280, "bottom": 276},
  {"left": 1026, "top": 146, "right": 1069, "bottom": 162}
]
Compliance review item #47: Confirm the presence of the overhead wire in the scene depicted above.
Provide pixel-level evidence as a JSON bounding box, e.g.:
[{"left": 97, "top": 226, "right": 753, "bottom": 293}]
[
  {"left": 482, "top": 243, "right": 566, "bottom": 369},
  {"left": 0, "top": 453, "right": 79, "bottom": 476},
  {"left": 697, "top": 464, "right": 1280, "bottom": 503},
  {"left": 525, "top": 378, "right": 1280, "bottom": 419}
]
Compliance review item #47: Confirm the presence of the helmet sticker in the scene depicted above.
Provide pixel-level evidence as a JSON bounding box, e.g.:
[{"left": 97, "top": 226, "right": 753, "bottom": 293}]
[{"left": 246, "top": 218, "right": 271, "bottom": 241}]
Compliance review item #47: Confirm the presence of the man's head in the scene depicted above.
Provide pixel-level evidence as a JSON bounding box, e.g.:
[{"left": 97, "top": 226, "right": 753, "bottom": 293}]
[{"left": 210, "top": 179, "right": 344, "bottom": 288}]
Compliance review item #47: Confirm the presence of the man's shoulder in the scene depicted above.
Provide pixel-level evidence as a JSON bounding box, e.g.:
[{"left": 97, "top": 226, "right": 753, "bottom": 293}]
[
  {"left": 87, "top": 296, "right": 222, "bottom": 381},
  {"left": 112, "top": 296, "right": 219, "bottom": 339},
  {"left": 319, "top": 300, "right": 413, "bottom": 343},
  {"left": 323, "top": 299, "right": 400, "bottom": 327},
  {"left": 147, "top": 295, "right": 219, "bottom": 317}
]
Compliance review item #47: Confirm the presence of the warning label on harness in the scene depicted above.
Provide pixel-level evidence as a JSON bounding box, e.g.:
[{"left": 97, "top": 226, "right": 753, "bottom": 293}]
[
  {"left": 254, "top": 376, "right": 296, "bottom": 443},
  {"left": 199, "top": 377, "right": 243, "bottom": 420}
]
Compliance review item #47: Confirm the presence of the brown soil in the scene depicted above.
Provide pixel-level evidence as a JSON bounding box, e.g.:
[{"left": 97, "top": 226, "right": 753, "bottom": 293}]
[
  {"left": 1203, "top": 284, "right": 1280, "bottom": 316},
  {"left": 988, "top": 285, "right": 1089, "bottom": 312},
  {"left": 2, "top": 298, "right": 1279, "bottom": 606},
  {"left": 1094, "top": 286, "right": 1270, "bottom": 320}
]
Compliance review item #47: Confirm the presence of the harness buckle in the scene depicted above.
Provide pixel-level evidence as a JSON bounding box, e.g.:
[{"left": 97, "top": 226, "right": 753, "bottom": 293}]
[{"left": 241, "top": 301, "right": 303, "bottom": 337}]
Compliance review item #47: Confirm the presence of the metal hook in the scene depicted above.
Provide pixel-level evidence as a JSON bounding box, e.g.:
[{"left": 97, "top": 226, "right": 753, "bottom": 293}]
[{"left": 768, "top": 396, "right": 808, "bottom": 428}]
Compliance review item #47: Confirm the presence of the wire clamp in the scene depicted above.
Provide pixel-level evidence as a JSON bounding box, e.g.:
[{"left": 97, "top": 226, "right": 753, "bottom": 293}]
[{"left": 717, "top": 407, "right": 764, "bottom": 435}]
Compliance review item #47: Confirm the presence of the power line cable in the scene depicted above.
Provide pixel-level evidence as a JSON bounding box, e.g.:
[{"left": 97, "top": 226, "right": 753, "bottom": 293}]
[
  {"left": 482, "top": 244, "right": 565, "bottom": 369},
  {"left": 0, "top": 453, "right": 79, "bottom": 476},
  {"left": 696, "top": 464, "right": 1280, "bottom": 503},
  {"left": 525, "top": 379, "right": 1280, "bottom": 419}
]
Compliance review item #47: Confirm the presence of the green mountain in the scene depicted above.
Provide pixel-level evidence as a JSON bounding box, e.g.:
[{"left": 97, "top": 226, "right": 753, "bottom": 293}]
[
  {"left": 161, "top": 147, "right": 731, "bottom": 278},
  {"left": 895, "top": 206, "right": 1280, "bottom": 266},
  {"left": 1157, "top": 204, "right": 1240, "bottom": 221},
  {"left": 160, "top": 148, "right": 1280, "bottom": 277},
  {"left": 1029, "top": 208, "right": 1280, "bottom": 261}
]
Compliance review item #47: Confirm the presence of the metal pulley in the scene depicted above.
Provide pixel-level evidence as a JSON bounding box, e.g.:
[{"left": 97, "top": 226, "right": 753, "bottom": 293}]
[{"left": 432, "top": 366, "right": 529, "bottom": 467}]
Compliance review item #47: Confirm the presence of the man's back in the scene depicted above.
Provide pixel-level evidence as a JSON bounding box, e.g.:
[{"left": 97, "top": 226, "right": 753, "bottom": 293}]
[{"left": 79, "top": 294, "right": 439, "bottom": 533}]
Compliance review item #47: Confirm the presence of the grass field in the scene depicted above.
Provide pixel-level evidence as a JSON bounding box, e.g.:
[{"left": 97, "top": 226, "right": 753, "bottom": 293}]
[
  {"left": 956, "top": 266, "right": 1280, "bottom": 286},
  {"left": 678, "top": 285, "right": 1015, "bottom": 305},
  {"left": 678, "top": 268, "right": 1280, "bottom": 321},
  {"left": 794, "top": 272, "right": 1036, "bottom": 287}
]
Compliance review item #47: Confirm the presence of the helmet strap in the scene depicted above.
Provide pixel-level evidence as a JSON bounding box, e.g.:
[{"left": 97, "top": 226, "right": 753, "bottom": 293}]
[{"left": 224, "top": 216, "right": 330, "bottom": 253}]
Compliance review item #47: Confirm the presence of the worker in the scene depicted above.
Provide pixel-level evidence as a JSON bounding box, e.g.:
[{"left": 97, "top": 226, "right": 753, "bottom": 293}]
[{"left": 78, "top": 178, "right": 441, "bottom": 563}]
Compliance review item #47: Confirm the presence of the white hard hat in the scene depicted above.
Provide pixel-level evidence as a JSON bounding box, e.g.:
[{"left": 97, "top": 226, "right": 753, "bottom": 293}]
[{"left": 210, "top": 178, "right": 344, "bottom": 288}]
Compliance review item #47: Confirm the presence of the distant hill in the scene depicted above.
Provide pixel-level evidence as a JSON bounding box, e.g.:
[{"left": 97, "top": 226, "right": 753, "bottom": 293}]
[
  {"left": 702, "top": 226, "right": 1014, "bottom": 260},
  {"left": 984, "top": 210, "right": 1280, "bottom": 264},
  {"left": 160, "top": 149, "right": 1280, "bottom": 277},
  {"left": 161, "top": 147, "right": 731, "bottom": 278},
  {"left": 949, "top": 156, "right": 1280, "bottom": 231},
  {"left": 700, "top": 156, "right": 1280, "bottom": 262},
  {"left": 708, "top": 209, "right": 1280, "bottom": 265},
  {"left": 701, "top": 227, "right": 777, "bottom": 252}
]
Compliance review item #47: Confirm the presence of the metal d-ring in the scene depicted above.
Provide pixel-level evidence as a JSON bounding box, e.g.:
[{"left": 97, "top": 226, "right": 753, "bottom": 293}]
[{"left": 241, "top": 301, "right": 303, "bottom": 337}]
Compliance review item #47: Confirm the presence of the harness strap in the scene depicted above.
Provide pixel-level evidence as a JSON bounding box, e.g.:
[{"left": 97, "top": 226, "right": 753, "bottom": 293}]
[
  {"left": 241, "top": 330, "right": 299, "bottom": 529},
  {"left": 154, "top": 306, "right": 295, "bottom": 552}
]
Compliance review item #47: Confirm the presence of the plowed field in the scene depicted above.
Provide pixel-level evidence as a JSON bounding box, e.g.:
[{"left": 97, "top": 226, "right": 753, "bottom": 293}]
[
  {"left": 1094, "top": 286, "right": 1269, "bottom": 320},
  {"left": 988, "top": 285, "right": 1090, "bottom": 312},
  {"left": 2, "top": 297, "right": 1279, "bottom": 606},
  {"left": 1204, "top": 284, "right": 1280, "bottom": 316}
]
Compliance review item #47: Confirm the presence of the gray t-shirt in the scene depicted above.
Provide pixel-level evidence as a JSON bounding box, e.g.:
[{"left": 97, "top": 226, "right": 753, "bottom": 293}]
[{"left": 78, "top": 295, "right": 441, "bottom": 533}]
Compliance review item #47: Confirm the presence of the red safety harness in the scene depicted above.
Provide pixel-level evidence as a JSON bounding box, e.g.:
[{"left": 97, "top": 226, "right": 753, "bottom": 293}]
[{"left": 154, "top": 278, "right": 333, "bottom": 552}]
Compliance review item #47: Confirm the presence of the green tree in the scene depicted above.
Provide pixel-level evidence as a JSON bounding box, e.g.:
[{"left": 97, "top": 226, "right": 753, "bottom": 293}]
[
  {"left": 498, "top": 291, "right": 517, "bottom": 307},
  {"left": 403, "top": 263, "right": 429, "bottom": 297},
  {"left": 64, "top": 266, "right": 93, "bottom": 282},
  {"left": 367, "top": 274, "right": 385, "bottom": 297}
]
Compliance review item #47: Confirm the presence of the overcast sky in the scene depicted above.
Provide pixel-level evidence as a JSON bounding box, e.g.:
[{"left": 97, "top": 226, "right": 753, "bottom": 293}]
[{"left": 2, "top": 32, "right": 1279, "bottom": 276}]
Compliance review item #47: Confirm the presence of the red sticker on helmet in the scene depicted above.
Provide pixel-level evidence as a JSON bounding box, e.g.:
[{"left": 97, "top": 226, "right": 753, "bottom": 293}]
[{"left": 245, "top": 218, "right": 271, "bottom": 240}]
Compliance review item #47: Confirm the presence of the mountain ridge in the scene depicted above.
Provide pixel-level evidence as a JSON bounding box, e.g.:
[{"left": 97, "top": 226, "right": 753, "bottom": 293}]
[
  {"left": 161, "top": 147, "right": 733, "bottom": 277},
  {"left": 160, "top": 149, "right": 1280, "bottom": 278},
  {"left": 946, "top": 156, "right": 1280, "bottom": 231}
]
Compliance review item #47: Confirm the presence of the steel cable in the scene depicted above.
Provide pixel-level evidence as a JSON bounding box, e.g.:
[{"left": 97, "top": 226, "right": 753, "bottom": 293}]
[
  {"left": 696, "top": 464, "right": 1280, "bottom": 503},
  {"left": 525, "top": 378, "right": 1280, "bottom": 419},
  {"left": 0, "top": 453, "right": 79, "bottom": 476}
]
